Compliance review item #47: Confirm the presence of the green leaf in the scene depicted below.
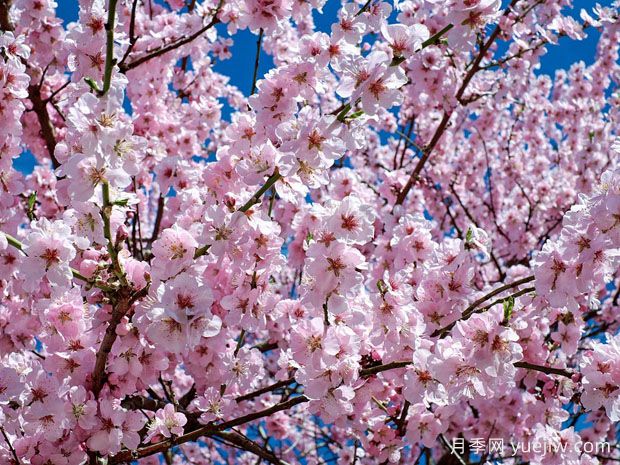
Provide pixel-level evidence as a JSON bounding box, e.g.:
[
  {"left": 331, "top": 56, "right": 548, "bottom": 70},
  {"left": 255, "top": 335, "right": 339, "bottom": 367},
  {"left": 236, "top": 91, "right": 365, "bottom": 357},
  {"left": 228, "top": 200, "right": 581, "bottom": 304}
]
[
  {"left": 465, "top": 227, "right": 473, "bottom": 243},
  {"left": 502, "top": 296, "right": 515, "bottom": 324},
  {"left": 112, "top": 198, "right": 130, "bottom": 207},
  {"left": 348, "top": 110, "right": 365, "bottom": 120},
  {"left": 27, "top": 191, "right": 37, "bottom": 221},
  {"left": 84, "top": 77, "right": 101, "bottom": 93},
  {"left": 336, "top": 103, "right": 352, "bottom": 122}
]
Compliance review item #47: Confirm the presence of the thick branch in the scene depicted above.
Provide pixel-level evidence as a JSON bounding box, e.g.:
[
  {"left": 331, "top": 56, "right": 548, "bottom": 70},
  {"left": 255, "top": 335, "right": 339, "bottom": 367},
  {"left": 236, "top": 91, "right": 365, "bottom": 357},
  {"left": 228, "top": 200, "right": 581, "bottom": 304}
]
[
  {"left": 116, "top": 354, "right": 574, "bottom": 462},
  {"left": 0, "top": 0, "right": 13, "bottom": 31},
  {"left": 90, "top": 295, "right": 130, "bottom": 398},
  {"left": 28, "top": 84, "right": 60, "bottom": 169},
  {"left": 90, "top": 285, "right": 149, "bottom": 398}
]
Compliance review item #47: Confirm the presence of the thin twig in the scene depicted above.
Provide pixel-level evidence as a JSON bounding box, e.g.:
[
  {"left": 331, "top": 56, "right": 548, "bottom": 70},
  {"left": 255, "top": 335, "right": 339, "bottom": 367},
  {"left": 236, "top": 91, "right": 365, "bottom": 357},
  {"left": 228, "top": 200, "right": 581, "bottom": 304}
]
[
  {"left": 0, "top": 426, "right": 20, "bottom": 465},
  {"left": 119, "top": 0, "right": 223, "bottom": 73},
  {"left": 250, "top": 28, "right": 264, "bottom": 96},
  {"left": 514, "top": 361, "right": 573, "bottom": 378},
  {"left": 431, "top": 275, "right": 535, "bottom": 337}
]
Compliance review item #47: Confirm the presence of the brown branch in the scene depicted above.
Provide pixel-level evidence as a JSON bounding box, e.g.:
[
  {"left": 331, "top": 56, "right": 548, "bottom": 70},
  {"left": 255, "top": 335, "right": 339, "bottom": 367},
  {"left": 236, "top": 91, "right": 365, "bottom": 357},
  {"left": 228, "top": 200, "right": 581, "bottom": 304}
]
[
  {"left": 45, "top": 80, "right": 71, "bottom": 103},
  {"left": 117, "top": 0, "right": 139, "bottom": 69},
  {"left": 108, "top": 395, "right": 309, "bottom": 463},
  {"left": 395, "top": 111, "right": 450, "bottom": 205},
  {"left": 3, "top": 0, "right": 61, "bottom": 171},
  {"left": 28, "top": 84, "right": 60, "bottom": 169},
  {"left": 238, "top": 359, "right": 414, "bottom": 403},
  {"left": 250, "top": 28, "right": 264, "bottom": 96},
  {"left": 216, "top": 431, "right": 290, "bottom": 465},
  {"left": 481, "top": 286, "right": 535, "bottom": 314},
  {"left": 395, "top": 0, "right": 521, "bottom": 205},
  {"left": 0, "top": 426, "right": 20, "bottom": 465},
  {"left": 236, "top": 378, "right": 295, "bottom": 403},
  {"left": 91, "top": 285, "right": 149, "bottom": 397},
  {"left": 0, "top": 0, "right": 13, "bottom": 31},
  {"left": 149, "top": 194, "right": 165, "bottom": 244},
  {"left": 114, "top": 352, "right": 574, "bottom": 463},
  {"left": 119, "top": 0, "right": 222, "bottom": 73},
  {"left": 360, "top": 360, "right": 411, "bottom": 377},
  {"left": 121, "top": 394, "right": 170, "bottom": 412},
  {"left": 514, "top": 361, "right": 573, "bottom": 378},
  {"left": 114, "top": 360, "right": 420, "bottom": 461},
  {"left": 431, "top": 275, "right": 535, "bottom": 338}
]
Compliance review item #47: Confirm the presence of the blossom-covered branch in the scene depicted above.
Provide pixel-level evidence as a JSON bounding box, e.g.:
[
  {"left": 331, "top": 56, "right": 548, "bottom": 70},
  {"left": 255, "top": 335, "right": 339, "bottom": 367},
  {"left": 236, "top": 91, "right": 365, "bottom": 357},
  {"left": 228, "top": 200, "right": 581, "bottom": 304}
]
[{"left": 0, "top": 0, "right": 618, "bottom": 463}]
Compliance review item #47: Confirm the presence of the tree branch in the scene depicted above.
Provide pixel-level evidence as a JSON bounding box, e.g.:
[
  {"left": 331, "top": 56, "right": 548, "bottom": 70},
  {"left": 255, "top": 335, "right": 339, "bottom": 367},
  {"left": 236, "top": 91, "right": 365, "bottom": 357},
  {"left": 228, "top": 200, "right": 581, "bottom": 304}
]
[
  {"left": 217, "top": 431, "right": 290, "bottom": 465},
  {"left": 239, "top": 169, "right": 281, "bottom": 213},
  {"left": 0, "top": 426, "right": 20, "bottom": 465},
  {"left": 250, "top": 28, "right": 263, "bottom": 96},
  {"left": 0, "top": 0, "right": 13, "bottom": 31},
  {"left": 431, "top": 275, "right": 535, "bottom": 337},
  {"left": 90, "top": 285, "right": 149, "bottom": 397},
  {"left": 100, "top": 0, "right": 118, "bottom": 96},
  {"left": 28, "top": 84, "right": 60, "bottom": 169},
  {"left": 514, "top": 361, "right": 573, "bottom": 378},
  {"left": 395, "top": 0, "right": 521, "bottom": 205},
  {"left": 108, "top": 395, "right": 309, "bottom": 463},
  {"left": 119, "top": 0, "right": 223, "bottom": 73},
  {"left": 87, "top": 0, "right": 119, "bottom": 96}
]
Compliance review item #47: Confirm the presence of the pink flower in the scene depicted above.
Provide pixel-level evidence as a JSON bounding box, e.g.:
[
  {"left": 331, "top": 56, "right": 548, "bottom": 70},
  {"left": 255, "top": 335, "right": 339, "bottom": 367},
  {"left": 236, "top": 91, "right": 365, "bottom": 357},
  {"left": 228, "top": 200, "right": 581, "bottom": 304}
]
[
  {"left": 151, "top": 225, "right": 198, "bottom": 280},
  {"left": 161, "top": 273, "right": 214, "bottom": 325},
  {"left": 580, "top": 333, "right": 620, "bottom": 422},
  {"left": 331, "top": 3, "right": 366, "bottom": 44},
  {"left": 144, "top": 273, "right": 221, "bottom": 353},
  {"left": 381, "top": 23, "right": 429, "bottom": 58},
  {"left": 327, "top": 196, "right": 375, "bottom": 245},
  {"left": 405, "top": 403, "right": 443, "bottom": 447},
  {"left": 304, "top": 241, "right": 367, "bottom": 310},
  {"left": 337, "top": 51, "right": 408, "bottom": 115},
  {"left": 195, "top": 387, "right": 232, "bottom": 424},
  {"left": 65, "top": 386, "right": 98, "bottom": 430},
  {"left": 145, "top": 404, "right": 187, "bottom": 441},
  {"left": 20, "top": 218, "right": 76, "bottom": 293},
  {"left": 87, "top": 399, "right": 144, "bottom": 455},
  {"left": 533, "top": 241, "right": 580, "bottom": 311},
  {"left": 0, "top": 366, "right": 22, "bottom": 403}
]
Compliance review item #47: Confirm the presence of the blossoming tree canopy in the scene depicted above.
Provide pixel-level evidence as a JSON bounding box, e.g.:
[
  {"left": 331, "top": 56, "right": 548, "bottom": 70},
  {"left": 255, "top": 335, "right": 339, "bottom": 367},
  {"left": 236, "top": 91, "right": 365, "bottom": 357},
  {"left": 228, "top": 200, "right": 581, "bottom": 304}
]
[{"left": 0, "top": 0, "right": 619, "bottom": 463}]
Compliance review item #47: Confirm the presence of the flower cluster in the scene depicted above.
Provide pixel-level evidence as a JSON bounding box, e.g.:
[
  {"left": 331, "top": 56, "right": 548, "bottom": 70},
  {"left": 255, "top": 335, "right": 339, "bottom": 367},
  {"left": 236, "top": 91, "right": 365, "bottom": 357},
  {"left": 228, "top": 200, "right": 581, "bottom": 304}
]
[{"left": 0, "top": 0, "right": 618, "bottom": 464}]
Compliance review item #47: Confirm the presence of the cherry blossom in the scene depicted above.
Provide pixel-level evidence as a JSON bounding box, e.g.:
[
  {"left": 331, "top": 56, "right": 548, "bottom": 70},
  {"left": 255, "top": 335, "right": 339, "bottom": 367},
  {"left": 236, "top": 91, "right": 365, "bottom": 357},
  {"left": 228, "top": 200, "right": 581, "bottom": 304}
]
[{"left": 0, "top": 0, "right": 618, "bottom": 464}]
